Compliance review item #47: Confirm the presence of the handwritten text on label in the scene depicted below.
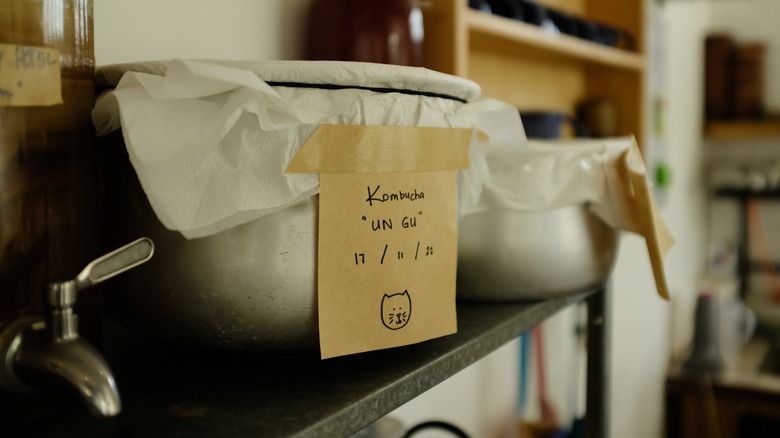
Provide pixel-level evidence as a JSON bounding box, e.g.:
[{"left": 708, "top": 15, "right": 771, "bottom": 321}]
[{"left": 0, "top": 43, "right": 62, "bottom": 107}]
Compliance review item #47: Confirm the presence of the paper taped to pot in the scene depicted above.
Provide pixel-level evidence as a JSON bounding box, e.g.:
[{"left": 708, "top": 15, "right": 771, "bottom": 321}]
[
  {"left": 286, "top": 124, "right": 471, "bottom": 359},
  {"left": 615, "top": 144, "right": 675, "bottom": 300},
  {"left": 91, "top": 59, "right": 524, "bottom": 239},
  {"left": 467, "top": 137, "right": 674, "bottom": 300}
]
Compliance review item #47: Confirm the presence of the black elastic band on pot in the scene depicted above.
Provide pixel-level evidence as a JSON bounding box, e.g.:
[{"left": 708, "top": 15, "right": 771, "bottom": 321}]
[
  {"left": 97, "top": 82, "right": 469, "bottom": 104},
  {"left": 265, "top": 81, "right": 469, "bottom": 104}
]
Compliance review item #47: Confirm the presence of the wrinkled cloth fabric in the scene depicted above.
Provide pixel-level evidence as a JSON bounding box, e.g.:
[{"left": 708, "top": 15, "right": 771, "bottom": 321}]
[
  {"left": 473, "top": 137, "right": 638, "bottom": 230},
  {"left": 93, "top": 59, "right": 524, "bottom": 238}
]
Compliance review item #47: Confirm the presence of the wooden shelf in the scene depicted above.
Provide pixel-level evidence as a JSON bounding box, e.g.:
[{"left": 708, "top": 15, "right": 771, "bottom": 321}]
[
  {"left": 466, "top": 10, "right": 645, "bottom": 72},
  {"left": 705, "top": 120, "right": 780, "bottom": 139},
  {"left": 423, "top": 1, "right": 646, "bottom": 149}
]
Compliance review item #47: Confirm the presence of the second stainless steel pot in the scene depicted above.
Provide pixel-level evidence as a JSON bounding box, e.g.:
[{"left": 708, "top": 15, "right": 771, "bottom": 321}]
[{"left": 456, "top": 205, "right": 619, "bottom": 301}]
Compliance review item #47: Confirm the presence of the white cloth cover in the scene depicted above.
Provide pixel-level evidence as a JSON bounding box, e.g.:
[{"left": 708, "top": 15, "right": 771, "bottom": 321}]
[
  {"left": 472, "top": 137, "right": 656, "bottom": 239},
  {"left": 93, "top": 59, "right": 524, "bottom": 238}
]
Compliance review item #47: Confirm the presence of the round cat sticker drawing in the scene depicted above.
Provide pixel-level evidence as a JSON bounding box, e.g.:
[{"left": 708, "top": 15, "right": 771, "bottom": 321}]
[{"left": 381, "top": 290, "right": 412, "bottom": 330}]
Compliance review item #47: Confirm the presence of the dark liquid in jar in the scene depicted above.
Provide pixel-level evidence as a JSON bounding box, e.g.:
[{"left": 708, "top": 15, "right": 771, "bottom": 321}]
[
  {"left": 0, "top": 0, "right": 95, "bottom": 329},
  {"left": 306, "top": 0, "right": 424, "bottom": 66}
]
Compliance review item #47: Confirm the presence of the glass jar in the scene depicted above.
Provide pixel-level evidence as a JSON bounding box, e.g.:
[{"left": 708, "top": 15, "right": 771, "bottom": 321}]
[
  {"left": 306, "top": 0, "right": 424, "bottom": 66},
  {"left": 0, "top": 0, "right": 95, "bottom": 343},
  {"left": 0, "top": 1, "right": 95, "bottom": 430}
]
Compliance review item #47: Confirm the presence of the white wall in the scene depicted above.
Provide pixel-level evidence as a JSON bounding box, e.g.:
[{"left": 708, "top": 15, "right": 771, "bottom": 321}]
[
  {"left": 662, "top": 1, "right": 712, "bottom": 360},
  {"left": 94, "top": 0, "right": 312, "bottom": 65}
]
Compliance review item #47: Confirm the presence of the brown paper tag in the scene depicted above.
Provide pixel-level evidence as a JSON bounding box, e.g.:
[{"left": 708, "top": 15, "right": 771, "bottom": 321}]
[
  {"left": 286, "top": 125, "right": 472, "bottom": 359},
  {"left": 0, "top": 43, "right": 62, "bottom": 107},
  {"left": 617, "top": 145, "right": 675, "bottom": 300}
]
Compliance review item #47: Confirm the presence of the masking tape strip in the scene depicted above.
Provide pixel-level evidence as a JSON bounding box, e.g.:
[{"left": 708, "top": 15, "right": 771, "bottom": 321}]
[
  {"left": 285, "top": 125, "right": 473, "bottom": 174},
  {"left": 621, "top": 150, "right": 674, "bottom": 301}
]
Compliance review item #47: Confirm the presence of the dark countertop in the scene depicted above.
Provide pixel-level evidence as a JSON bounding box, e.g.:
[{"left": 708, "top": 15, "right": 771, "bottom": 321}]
[{"left": 10, "top": 291, "right": 594, "bottom": 438}]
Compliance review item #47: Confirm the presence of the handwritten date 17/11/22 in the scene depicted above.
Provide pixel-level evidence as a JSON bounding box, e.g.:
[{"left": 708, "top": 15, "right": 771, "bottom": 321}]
[{"left": 354, "top": 242, "right": 433, "bottom": 265}]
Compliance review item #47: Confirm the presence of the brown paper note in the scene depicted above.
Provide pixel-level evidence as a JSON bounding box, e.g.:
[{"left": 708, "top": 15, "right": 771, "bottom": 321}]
[
  {"left": 286, "top": 125, "right": 472, "bottom": 359},
  {"left": 616, "top": 145, "right": 675, "bottom": 300},
  {"left": 0, "top": 44, "right": 62, "bottom": 107}
]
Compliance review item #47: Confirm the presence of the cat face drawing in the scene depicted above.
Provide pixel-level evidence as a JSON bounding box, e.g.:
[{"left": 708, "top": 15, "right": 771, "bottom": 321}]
[{"left": 381, "top": 290, "right": 412, "bottom": 330}]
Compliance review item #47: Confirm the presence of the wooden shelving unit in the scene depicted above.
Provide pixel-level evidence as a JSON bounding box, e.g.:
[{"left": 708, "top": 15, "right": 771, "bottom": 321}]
[
  {"left": 704, "top": 119, "right": 780, "bottom": 140},
  {"left": 423, "top": 0, "right": 646, "bottom": 147},
  {"left": 466, "top": 9, "right": 646, "bottom": 72}
]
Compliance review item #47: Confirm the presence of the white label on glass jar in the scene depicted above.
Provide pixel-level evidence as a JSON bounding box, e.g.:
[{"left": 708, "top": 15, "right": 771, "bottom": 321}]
[{"left": 0, "top": 43, "right": 62, "bottom": 107}]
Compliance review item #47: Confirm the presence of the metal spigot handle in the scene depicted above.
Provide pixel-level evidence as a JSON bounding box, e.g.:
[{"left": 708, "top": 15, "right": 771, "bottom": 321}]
[
  {"left": 47, "top": 238, "right": 155, "bottom": 309},
  {"left": 0, "top": 238, "right": 154, "bottom": 414},
  {"left": 74, "top": 237, "right": 155, "bottom": 292}
]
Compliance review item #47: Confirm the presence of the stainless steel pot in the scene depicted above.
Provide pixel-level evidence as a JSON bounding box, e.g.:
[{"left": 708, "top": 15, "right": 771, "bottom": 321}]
[
  {"left": 100, "top": 141, "right": 318, "bottom": 350},
  {"left": 102, "top": 154, "right": 619, "bottom": 347},
  {"left": 93, "top": 59, "right": 493, "bottom": 350},
  {"left": 93, "top": 59, "right": 497, "bottom": 351},
  {"left": 456, "top": 205, "right": 619, "bottom": 301}
]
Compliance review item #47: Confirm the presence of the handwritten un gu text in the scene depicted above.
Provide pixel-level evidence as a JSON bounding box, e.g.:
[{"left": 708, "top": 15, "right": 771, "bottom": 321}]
[{"left": 362, "top": 211, "right": 422, "bottom": 232}]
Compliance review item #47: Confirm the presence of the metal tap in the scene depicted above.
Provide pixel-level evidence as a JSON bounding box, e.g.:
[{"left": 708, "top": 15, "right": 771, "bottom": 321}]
[{"left": 0, "top": 238, "right": 154, "bottom": 417}]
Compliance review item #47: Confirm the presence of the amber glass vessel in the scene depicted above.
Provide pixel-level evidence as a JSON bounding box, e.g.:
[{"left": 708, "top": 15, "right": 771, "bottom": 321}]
[
  {"left": 0, "top": 1, "right": 95, "bottom": 430},
  {"left": 0, "top": 0, "right": 95, "bottom": 318},
  {"left": 0, "top": 0, "right": 95, "bottom": 320},
  {"left": 306, "top": 0, "right": 424, "bottom": 66}
]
